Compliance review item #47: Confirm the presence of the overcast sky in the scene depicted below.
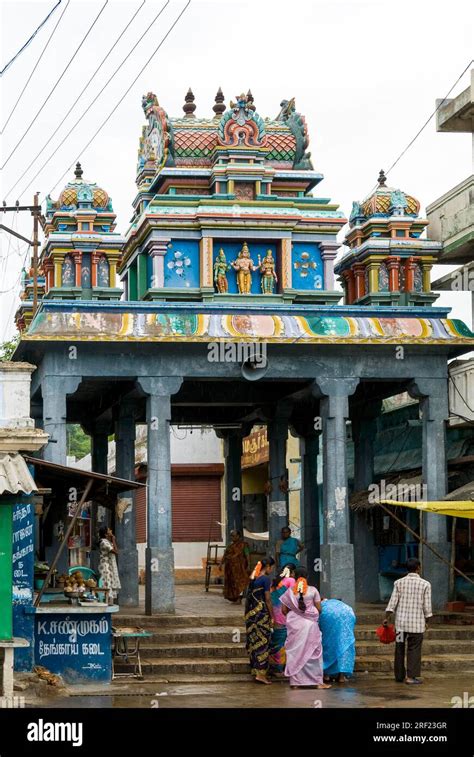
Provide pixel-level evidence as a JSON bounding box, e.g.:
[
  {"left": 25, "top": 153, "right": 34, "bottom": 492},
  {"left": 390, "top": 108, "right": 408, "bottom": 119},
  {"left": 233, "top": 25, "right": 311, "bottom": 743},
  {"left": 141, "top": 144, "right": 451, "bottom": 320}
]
[{"left": 1, "top": 0, "right": 472, "bottom": 341}]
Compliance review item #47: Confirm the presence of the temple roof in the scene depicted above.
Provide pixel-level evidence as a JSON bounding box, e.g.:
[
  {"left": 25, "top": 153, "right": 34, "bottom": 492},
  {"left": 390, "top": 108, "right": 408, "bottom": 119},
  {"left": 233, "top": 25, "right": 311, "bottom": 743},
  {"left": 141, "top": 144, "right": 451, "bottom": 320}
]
[
  {"left": 46, "top": 163, "right": 113, "bottom": 216},
  {"left": 349, "top": 170, "right": 421, "bottom": 226}
]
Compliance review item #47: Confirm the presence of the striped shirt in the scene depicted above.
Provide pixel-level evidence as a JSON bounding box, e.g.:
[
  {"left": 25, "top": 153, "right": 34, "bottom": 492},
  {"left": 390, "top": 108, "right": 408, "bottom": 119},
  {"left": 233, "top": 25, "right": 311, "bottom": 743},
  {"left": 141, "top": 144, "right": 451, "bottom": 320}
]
[{"left": 386, "top": 573, "right": 433, "bottom": 633}]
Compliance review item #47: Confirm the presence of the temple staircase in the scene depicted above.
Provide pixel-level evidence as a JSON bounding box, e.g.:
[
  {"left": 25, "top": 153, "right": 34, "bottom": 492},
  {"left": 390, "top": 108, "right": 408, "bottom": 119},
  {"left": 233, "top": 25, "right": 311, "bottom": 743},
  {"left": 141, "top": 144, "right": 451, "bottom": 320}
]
[{"left": 115, "top": 602, "right": 474, "bottom": 682}]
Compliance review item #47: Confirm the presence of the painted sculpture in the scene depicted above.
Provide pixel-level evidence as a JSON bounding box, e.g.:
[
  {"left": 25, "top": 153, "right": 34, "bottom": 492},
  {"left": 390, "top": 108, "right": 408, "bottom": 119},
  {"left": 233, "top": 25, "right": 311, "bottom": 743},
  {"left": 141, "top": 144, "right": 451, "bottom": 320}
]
[
  {"left": 258, "top": 250, "right": 278, "bottom": 294},
  {"left": 231, "top": 242, "right": 257, "bottom": 294},
  {"left": 214, "top": 249, "right": 231, "bottom": 293}
]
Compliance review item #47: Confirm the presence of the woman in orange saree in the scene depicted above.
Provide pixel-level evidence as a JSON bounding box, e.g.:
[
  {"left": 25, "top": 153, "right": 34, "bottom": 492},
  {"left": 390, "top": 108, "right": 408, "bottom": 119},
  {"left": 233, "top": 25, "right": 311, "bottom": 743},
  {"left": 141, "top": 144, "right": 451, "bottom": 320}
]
[{"left": 222, "top": 530, "right": 250, "bottom": 602}]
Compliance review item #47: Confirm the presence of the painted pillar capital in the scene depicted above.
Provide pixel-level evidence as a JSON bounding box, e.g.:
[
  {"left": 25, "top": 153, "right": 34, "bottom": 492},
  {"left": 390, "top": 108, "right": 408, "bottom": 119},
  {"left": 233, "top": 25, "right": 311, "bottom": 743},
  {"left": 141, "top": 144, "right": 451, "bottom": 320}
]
[
  {"left": 319, "top": 241, "right": 339, "bottom": 291},
  {"left": 147, "top": 238, "right": 170, "bottom": 290}
]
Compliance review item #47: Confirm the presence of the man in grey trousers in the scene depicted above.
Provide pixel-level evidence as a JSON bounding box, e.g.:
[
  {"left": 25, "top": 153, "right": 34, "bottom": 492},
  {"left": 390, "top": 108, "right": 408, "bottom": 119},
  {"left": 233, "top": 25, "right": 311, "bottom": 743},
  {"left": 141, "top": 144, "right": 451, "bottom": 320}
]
[{"left": 383, "top": 557, "right": 433, "bottom": 684}]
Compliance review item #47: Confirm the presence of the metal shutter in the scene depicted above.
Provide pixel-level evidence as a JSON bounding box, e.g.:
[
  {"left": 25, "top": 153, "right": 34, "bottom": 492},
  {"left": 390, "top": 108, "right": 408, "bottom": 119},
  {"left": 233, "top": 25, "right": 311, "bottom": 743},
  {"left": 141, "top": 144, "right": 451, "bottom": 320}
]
[
  {"left": 172, "top": 476, "right": 222, "bottom": 542},
  {"left": 135, "top": 485, "right": 147, "bottom": 543}
]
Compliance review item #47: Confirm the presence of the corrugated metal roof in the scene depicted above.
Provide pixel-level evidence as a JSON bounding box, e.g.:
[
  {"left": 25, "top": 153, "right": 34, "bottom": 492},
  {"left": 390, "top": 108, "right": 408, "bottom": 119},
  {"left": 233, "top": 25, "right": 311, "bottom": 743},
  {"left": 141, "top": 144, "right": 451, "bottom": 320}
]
[{"left": 0, "top": 453, "right": 37, "bottom": 495}]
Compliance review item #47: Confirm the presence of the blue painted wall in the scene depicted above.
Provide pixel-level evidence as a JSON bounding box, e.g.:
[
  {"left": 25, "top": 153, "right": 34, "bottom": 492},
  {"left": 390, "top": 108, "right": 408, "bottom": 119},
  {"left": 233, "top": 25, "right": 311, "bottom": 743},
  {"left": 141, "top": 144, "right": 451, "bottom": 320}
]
[
  {"left": 292, "top": 242, "right": 324, "bottom": 290},
  {"left": 33, "top": 612, "right": 113, "bottom": 683},
  {"left": 164, "top": 240, "right": 200, "bottom": 289},
  {"left": 214, "top": 240, "right": 277, "bottom": 295},
  {"left": 12, "top": 497, "right": 35, "bottom": 671}
]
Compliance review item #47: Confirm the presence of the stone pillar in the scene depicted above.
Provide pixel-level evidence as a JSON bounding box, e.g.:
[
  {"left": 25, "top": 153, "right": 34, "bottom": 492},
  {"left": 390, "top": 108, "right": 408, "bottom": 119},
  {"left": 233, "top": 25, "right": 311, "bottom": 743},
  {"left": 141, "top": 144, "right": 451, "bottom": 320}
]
[
  {"left": 301, "top": 433, "right": 320, "bottom": 586},
  {"left": 137, "top": 376, "right": 183, "bottom": 614},
  {"left": 199, "top": 237, "right": 213, "bottom": 290},
  {"left": 386, "top": 256, "right": 400, "bottom": 291},
  {"left": 341, "top": 269, "right": 355, "bottom": 304},
  {"left": 317, "top": 378, "right": 359, "bottom": 607},
  {"left": 280, "top": 238, "right": 292, "bottom": 290},
  {"left": 366, "top": 261, "right": 380, "bottom": 294},
  {"left": 42, "top": 375, "right": 81, "bottom": 571},
  {"left": 421, "top": 260, "right": 433, "bottom": 293},
  {"left": 409, "top": 378, "right": 450, "bottom": 608},
  {"left": 90, "top": 422, "right": 111, "bottom": 572},
  {"left": 114, "top": 401, "right": 138, "bottom": 606},
  {"left": 319, "top": 242, "right": 339, "bottom": 290},
  {"left": 148, "top": 239, "right": 170, "bottom": 289},
  {"left": 223, "top": 434, "right": 243, "bottom": 543},
  {"left": 267, "top": 414, "right": 290, "bottom": 562},
  {"left": 353, "top": 264, "right": 366, "bottom": 300},
  {"left": 352, "top": 408, "right": 381, "bottom": 602}
]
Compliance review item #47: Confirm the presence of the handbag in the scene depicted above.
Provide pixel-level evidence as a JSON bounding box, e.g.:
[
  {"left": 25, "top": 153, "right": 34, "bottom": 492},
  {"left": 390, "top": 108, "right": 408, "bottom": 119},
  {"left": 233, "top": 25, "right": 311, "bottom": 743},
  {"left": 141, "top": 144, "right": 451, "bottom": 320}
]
[{"left": 375, "top": 623, "right": 396, "bottom": 644}]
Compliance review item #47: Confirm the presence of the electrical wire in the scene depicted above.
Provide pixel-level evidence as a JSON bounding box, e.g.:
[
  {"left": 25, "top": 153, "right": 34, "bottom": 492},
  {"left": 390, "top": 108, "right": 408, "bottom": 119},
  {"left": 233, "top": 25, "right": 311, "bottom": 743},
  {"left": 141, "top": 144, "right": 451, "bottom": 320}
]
[
  {"left": 13, "top": 0, "right": 170, "bottom": 201},
  {"left": 47, "top": 0, "right": 192, "bottom": 197},
  {"left": 365, "top": 58, "right": 474, "bottom": 196},
  {"left": 1, "top": 0, "right": 70, "bottom": 134},
  {"left": 4, "top": 0, "right": 146, "bottom": 198},
  {"left": 0, "top": 0, "right": 62, "bottom": 76},
  {"left": 1, "top": 0, "right": 109, "bottom": 170}
]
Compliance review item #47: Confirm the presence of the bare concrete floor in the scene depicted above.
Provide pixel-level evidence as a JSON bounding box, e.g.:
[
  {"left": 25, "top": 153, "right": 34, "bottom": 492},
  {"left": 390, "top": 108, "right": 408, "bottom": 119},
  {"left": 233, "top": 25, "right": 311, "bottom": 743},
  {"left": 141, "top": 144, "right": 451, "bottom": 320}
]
[{"left": 31, "top": 673, "right": 474, "bottom": 709}]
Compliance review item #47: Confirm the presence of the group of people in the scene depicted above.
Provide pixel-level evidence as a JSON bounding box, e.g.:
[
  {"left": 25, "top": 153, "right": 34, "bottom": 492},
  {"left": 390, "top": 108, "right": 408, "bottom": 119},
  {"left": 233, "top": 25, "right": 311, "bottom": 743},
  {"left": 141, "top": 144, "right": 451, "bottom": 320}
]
[
  {"left": 222, "top": 530, "right": 433, "bottom": 688},
  {"left": 221, "top": 528, "right": 356, "bottom": 687}
]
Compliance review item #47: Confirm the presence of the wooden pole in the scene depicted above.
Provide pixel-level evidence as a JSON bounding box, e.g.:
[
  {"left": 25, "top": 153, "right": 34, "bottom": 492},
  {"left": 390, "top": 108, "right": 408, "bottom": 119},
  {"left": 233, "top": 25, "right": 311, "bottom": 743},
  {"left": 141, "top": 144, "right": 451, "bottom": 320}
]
[
  {"left": 378, "top": 503, "right": 474, "bottom": 587},
  {"left": 34, "top": 478, "right": 94, "bottom": 607},
  {"left": 32, "top": 192, "right": 39, "bottom": 312}
]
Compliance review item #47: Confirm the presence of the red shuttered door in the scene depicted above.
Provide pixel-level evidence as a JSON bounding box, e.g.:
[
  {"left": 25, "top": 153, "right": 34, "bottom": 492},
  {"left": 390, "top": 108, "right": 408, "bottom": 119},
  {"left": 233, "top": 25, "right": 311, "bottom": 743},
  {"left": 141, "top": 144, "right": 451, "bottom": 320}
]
[{"left": 172, "top": 475, "right": 222, "bottom": 542}]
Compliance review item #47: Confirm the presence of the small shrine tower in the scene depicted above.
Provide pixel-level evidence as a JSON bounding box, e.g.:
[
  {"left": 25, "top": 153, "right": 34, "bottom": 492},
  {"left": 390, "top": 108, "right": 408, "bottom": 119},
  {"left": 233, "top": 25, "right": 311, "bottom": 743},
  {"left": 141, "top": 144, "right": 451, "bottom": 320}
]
[{"left": 336, "top": 171, "right": 442, "bottom": 306}]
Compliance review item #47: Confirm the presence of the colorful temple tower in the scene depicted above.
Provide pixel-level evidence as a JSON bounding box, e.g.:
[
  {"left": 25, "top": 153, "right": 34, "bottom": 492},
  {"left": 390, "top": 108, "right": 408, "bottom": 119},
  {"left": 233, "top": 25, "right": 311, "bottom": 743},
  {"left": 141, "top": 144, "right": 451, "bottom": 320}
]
[
  {"left": 336, "top": 170, "right": 441, "bottom": 307},
  {"left": 17, "top": 163, "right": 123, "bottom": 330},
  {"left": 119, "top": 90, "right": 345, "bottom": 303}
]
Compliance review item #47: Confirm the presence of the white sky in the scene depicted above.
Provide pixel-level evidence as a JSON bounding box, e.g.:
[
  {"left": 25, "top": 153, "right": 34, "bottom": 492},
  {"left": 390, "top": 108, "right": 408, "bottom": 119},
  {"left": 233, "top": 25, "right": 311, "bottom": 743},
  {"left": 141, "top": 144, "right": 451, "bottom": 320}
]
[{"left": 1, "top": 0, "right": 473, "bottom": 342}]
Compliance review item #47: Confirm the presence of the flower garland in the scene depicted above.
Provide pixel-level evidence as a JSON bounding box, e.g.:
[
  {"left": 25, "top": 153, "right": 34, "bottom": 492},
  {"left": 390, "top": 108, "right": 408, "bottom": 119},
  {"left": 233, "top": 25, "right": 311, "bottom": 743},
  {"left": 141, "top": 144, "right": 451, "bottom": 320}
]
[
  {"left": 250, "top": 561, "right": 262, "bottom": 580},
  {"left": 277, "top": 566, "right": 291, "bottom": 589},
  {"left": 293, "top": 577, "right": 308, "bottom": 596}
]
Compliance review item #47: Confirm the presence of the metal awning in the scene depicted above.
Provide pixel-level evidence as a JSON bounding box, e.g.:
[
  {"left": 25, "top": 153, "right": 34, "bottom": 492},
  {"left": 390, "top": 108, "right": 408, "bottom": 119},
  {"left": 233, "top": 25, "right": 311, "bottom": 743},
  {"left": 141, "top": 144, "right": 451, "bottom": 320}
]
[
  {"left": 22, "top": 455, "right": 144, "bottom": 508},
  {"left": 0, "top": 453, "right": 37, "bottom": 495}
]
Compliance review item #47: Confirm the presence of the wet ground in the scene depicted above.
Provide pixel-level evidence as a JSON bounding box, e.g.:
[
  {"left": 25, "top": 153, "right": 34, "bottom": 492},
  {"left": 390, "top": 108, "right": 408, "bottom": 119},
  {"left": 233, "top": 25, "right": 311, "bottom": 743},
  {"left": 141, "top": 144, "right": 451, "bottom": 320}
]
[{"left": 28, "top": 672, "right": 474, "bottom": 709}]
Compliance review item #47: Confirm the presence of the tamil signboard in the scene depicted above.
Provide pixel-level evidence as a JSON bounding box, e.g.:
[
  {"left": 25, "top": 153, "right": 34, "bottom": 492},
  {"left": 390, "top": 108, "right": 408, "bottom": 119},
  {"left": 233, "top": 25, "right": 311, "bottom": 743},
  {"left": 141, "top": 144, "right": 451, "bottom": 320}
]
[{"left": 241, "top": 428, "right": 269, "bottom": 469}]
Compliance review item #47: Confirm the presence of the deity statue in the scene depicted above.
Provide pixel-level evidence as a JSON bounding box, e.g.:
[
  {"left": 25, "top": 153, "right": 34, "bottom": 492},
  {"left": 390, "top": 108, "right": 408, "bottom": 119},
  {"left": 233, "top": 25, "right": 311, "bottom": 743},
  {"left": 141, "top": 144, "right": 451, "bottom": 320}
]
[
  {"left": 390, "top": 189, "right": 408, "bottom": 216},
  {"left": 213, "top": 248, "right": 230, "bottom": 293},
  {"left": 231, "top": 242, "right": 257, "bottom": 294},
  {"left": 258, "top": 249, "right": 278, "bottom": 294}
]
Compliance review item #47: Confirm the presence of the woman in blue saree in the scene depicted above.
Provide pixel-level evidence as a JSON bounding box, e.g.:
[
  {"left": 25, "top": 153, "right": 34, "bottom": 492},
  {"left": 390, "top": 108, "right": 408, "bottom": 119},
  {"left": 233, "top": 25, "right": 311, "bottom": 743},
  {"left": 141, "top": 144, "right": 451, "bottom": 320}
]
[{"left": 319, "top": 598, "right": 356, "bottom": 682}]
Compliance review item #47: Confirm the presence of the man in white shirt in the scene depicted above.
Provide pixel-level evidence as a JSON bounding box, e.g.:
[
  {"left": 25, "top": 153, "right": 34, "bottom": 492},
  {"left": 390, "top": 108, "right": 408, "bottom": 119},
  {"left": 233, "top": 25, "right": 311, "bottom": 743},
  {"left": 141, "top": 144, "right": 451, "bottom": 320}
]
[{"left": 383, "top": 557, "right": 433, "bottom": 684}]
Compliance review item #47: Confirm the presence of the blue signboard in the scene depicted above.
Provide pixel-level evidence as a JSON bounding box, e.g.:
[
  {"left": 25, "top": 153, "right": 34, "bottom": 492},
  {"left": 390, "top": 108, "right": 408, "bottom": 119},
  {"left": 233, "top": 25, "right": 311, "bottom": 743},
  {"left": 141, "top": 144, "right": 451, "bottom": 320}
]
[
  {"left": 12, "top": 498, "right": 35, "bottom": 670},
  {"left": 34, "top": 613, "right": 113, "bottom": 683}
]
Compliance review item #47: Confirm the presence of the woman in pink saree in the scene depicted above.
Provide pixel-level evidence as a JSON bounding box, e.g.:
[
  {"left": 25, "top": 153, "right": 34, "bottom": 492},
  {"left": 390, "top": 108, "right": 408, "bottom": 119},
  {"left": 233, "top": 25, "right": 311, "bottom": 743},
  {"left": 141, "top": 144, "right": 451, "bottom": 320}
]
[{"left": 280, "top": 568, "right": 331, "bottom": 689}]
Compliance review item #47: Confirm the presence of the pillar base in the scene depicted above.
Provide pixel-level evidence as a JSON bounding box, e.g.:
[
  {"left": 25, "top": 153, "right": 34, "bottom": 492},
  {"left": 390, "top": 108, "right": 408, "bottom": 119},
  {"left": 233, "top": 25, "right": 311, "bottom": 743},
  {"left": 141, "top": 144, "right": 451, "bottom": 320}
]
[
  {"left": 117, "top": 547, "right": 139, "bottom": 606},
  {"left": 145, "top": 547, "right": 175, "bottom": 615},
  {"left": 422, "top": 542, "right": 450, "bottom": 609},
  {"left": 320, "top": 543, "right": 355, "bottom": 608}
]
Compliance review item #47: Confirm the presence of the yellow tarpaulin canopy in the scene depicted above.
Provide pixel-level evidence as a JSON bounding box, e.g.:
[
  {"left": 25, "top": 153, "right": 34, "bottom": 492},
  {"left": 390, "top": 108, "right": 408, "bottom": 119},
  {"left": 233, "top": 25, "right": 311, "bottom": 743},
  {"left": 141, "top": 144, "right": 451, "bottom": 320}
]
[{"left": 381, "top": 500, "right": 474, "bottom": 519}]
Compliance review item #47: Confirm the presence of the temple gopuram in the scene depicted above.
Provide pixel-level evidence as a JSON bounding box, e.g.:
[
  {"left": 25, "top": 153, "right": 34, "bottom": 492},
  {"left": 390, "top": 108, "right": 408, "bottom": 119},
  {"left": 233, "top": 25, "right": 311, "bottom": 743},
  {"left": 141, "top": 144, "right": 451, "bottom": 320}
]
[{"left": 14, "top": 87, "right": 474, "bottom": 614}]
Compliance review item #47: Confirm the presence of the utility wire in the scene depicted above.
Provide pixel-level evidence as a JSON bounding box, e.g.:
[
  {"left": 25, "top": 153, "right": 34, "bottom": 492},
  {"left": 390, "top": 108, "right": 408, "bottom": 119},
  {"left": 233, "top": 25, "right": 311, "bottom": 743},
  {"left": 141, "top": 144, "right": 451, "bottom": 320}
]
[
  {"left": 365, "top": 58, "right": 474, "bottom": 196},
  {"left": 1, "top": 0, "right": 70, "bottom": 134},
  {"left": 11, "top": 0, "right": 168, "bottom": 202},
  {"left": 4, "top": 0, "right": 146, "bottom": 199},
  {"left": 1, "top": 0, "right": 109, "bottom": 170},
  {"left": 48, "top": 0, "right": 191, "bottom": 197},
  {"left": 0, "top": 0, "right": 62, "bottom": 76}
]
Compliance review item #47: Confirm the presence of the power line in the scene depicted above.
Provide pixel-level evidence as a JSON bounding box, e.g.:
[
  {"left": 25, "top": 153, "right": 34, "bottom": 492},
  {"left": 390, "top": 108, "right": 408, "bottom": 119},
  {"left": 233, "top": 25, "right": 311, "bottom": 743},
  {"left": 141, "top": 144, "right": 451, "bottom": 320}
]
[
  {"left": 10, "top": 0, "right": 166, "bottom": 202},
  {"left": 365, "top": 58, "right": 474, "bottom": 197},
  {"left": 1, "top": 0, "right": 70, "bottom": 134},
  {"left": 1, "top": 0, "right": 109, "bottom": 170},
  {"left": 5, "top": 0, "right": 146, "bottom": 200},
  {"left": 48, "top": 0, "right": 192, "bottom": 197},
  {"left": 0, "top": 0, "right": 62, "bottom": 76}
]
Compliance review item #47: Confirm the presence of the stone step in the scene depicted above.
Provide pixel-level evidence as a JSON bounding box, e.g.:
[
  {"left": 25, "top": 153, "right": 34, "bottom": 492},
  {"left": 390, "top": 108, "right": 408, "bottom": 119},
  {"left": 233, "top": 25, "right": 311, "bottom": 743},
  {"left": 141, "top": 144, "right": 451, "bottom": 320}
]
[
  {"left": 355, "top": 654, "right": 474, "bottom": 673},
  {"left": 115, "top": 652, "right": 474, "bottom": 676},
  {"left": 121, "top": 623, "right": 474, "bottom": 645},
  {"left": 115, "top": 657, "right": 250, "bottom": 676},
  {"left": 355, "top": 640, "right": 474, "bottom": 655},
  {"left": 139, "top": 642, "right": 247, "bottom": 659}
]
